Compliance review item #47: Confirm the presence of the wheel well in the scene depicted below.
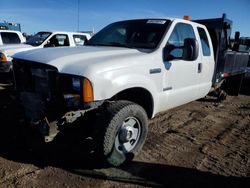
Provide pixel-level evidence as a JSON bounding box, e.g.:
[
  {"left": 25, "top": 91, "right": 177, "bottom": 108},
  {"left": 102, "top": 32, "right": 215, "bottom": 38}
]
[{"left": 111, "top": 87, "right": 154, "bottom": 118}]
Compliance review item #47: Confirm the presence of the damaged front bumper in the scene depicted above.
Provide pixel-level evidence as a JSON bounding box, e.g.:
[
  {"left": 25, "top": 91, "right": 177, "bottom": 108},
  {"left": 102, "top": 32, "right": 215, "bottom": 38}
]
[
  {"left": 12, "top": 59, "right": 101, "bottom": 142},
  {"left": 31, "top": 109, "right": 94, "bottom": 142},
  {"left": 20, "top": 91, "right": 97, "bottom": 142}
]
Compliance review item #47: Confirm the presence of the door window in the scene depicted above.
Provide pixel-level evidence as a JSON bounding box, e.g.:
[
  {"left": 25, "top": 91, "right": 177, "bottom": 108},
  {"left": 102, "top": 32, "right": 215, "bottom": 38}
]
[
  {"left": 167, "top": 23, "right": 196, "bottom": 58},
  {"left": 48, "top": 34, "right": 70, "bottom": 47},
  {"left": 73, "top": 35, "right": 87, "bottom": 46}
]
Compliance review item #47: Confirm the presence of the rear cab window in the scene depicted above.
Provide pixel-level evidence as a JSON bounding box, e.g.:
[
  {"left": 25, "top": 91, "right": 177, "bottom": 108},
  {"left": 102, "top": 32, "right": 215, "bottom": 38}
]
[
  {"left": 1, "top": 32, "right": 21, "bottom": 44},
  {"left": 197, "top": 27, "right": 211, "bottom": 56}
]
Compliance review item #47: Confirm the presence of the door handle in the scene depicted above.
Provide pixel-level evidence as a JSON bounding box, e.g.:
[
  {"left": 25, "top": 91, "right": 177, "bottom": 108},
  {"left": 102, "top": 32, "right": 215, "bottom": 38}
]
[{"left": 198, "top": 63, "right": 202, "bottom": 73}]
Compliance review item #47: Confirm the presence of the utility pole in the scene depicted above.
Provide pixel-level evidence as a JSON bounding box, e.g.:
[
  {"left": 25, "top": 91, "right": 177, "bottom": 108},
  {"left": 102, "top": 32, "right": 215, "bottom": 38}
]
[{"left": 77, "top": 0, "right": 80, "bottom": 31}]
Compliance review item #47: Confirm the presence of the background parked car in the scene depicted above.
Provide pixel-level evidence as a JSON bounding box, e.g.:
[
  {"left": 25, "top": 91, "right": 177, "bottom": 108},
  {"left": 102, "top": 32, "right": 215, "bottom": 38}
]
[
  {"left": 0, "top": 30, "right": 26, "bottom": 45},
  {"left": 0, "top": 31, "right": 91, "bottom": 72}
]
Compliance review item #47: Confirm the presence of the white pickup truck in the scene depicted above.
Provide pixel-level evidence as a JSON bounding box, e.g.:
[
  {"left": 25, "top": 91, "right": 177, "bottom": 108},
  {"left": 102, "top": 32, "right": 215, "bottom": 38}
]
[
  {"left": 0, "top": 31, "right": 91, "bottom": 72},
  {"left": 12, "top": 15, "right": 248, "bottom": 166},
  {"left": 0, "top": 30, "right": 26, "bottom": 46}
]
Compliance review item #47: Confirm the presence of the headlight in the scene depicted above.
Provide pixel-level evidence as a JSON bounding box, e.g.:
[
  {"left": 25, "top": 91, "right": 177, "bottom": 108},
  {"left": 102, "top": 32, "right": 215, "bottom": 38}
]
[
  {"left": 0, "top": 52, "right": 7, "bottom": 62},
  {"left": 60, "top": 74, "right": 94, "bottom": 107},
  {"left": 60, "top": 74, "right": 82, "bottom": 94}
]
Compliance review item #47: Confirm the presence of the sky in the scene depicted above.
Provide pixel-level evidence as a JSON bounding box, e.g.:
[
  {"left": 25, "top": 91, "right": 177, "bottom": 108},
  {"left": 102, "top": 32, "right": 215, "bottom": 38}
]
[{"left": 0, "top": 0, "right": 249, "bottom": 37}]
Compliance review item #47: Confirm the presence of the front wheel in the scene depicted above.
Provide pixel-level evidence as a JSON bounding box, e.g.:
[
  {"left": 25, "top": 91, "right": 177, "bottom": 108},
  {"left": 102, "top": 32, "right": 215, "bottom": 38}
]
[{"left": 96, "top": 100, "right": 148, "bottom": 166}]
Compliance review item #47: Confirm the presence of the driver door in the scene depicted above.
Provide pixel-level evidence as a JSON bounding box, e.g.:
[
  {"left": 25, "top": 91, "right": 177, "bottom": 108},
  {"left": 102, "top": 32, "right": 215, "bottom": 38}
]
[{"left": 163, "top": 22, "right": 201, "bottom": 109}]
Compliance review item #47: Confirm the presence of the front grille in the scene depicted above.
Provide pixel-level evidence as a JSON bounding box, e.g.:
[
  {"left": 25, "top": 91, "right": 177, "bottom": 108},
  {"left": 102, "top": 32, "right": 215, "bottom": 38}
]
[
  {"left": 13, "top": 59, "right": 65, "bottom": 121},
  {"left": 13, "top": 59, "right": 58, "bottom": 100}
]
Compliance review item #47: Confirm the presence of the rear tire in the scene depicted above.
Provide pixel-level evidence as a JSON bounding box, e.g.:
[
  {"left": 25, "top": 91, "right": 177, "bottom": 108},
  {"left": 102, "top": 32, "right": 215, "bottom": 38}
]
[
  {"left": 217, "top": 89, "right": 227, "bottom": 101},
  {"left": 95, "top": 100, "right": 148, "bottom": 166}
]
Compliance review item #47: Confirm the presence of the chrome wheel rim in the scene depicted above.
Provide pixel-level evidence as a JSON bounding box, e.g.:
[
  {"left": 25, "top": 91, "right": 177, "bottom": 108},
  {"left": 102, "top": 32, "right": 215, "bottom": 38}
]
[{"left": 115, "top": 116, "right": 141, "bottom": 153}]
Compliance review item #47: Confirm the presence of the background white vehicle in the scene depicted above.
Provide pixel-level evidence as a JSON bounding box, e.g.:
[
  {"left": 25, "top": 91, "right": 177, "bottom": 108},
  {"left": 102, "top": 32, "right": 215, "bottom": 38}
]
[
  {"left": 12, "top": 15, "right": 248, "bottom": 166},
  {"left": 0, "top": 31, "right": 91, "bottom": 72},
  {"left": 0, "top": 30, "right": 26, "bottom": 45}
]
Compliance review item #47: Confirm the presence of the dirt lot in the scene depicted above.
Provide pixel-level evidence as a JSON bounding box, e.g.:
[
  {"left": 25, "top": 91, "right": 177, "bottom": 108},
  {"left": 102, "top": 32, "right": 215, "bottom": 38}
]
[{"left": 0, "top": 75, "right": 249, "bottom": 188}]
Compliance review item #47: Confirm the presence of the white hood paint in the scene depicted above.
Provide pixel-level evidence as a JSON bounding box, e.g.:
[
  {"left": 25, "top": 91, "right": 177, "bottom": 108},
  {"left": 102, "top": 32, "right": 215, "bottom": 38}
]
[
  {"left": 0, "top": 44, "right": 35, "bottom": 59},
  {"left": 13, "top": 46, "right": 149, "bottom": 75}
]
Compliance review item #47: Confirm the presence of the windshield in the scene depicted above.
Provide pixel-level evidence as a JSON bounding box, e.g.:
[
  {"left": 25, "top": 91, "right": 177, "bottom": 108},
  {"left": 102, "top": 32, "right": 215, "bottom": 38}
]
[
  {"left": 86, "top": 19, "right": 170, "bottom": 49},
  {"left": 26, "top": 32, "right": 52, "bottom": 46}
]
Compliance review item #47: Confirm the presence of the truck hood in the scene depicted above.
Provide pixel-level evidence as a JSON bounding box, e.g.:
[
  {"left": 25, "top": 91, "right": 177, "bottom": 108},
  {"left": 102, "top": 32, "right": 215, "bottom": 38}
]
[
  {"left": 13, "top": 46, "right": 150, "bottom": 75},
  {"left": 0, "top": 44, "right": 34, "bottom": 57}
]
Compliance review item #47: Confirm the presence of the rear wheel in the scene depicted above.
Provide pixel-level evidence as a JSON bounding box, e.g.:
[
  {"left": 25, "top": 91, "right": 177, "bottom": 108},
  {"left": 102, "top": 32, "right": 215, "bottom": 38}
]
[
  {"left": 217, "top": 89, "right": 227, "bottom": 101},
  {"left": 96, "top": 100, "right": 148, "bottom": 166}
]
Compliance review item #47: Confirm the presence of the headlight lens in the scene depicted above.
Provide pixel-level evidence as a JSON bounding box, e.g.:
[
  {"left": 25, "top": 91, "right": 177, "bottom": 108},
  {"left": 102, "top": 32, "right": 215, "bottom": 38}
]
[
  {"left": 60, "top": 74, "right": 82, "bottom": 108},
  {"left": 72, "top": 77, "right": 81, "bottom": 91},
  {"left": 59, "top": 74, "right": 94, "bottom": 107},
  {"left": 60, "top": 74, "right": 81, "bottom": 94}
]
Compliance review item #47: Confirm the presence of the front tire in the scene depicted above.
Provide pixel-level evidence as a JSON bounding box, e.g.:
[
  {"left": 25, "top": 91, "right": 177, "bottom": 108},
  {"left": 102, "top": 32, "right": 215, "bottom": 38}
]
[{"left": 96, "top": 100, "right": 148, "bottom": 166}]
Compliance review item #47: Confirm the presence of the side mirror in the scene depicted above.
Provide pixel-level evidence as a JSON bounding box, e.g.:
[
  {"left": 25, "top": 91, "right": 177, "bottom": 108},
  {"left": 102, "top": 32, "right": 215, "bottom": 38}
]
[
  {"left": 163, "top": 44, "right": 176, "bottom": 61},
  {"left": 163, "top": 38, "right": 199, "bottom": 61},
  {"left": 22, "top": 32, "right": 27, "bottom": 38},
  {"left": 182, "top": 38, "right": 199, "bottom": 61}
]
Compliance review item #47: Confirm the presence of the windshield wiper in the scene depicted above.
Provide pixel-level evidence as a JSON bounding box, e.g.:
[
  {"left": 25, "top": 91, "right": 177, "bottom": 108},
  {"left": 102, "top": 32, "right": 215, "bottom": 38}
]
[
  {"left": 105, "top": 42, "right": 134, "bottom": 48},
  {"left": 85, "top": 42, "right": 134, "bottom": 49}
]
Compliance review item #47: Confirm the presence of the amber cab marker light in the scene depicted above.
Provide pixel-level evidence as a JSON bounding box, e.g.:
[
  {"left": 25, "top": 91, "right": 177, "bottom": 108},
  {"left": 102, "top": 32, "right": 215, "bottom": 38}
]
[
  {"left": 183, "top": 15, "right": 190, "bottom": 20},
  {"left": 83, "top": 79, "right": 94, "bottom": 102}
]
